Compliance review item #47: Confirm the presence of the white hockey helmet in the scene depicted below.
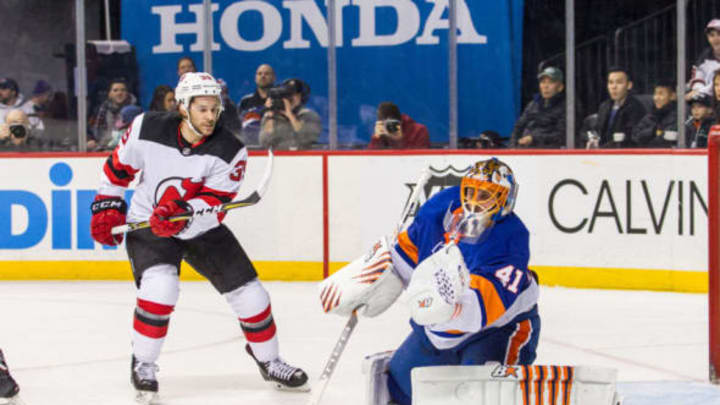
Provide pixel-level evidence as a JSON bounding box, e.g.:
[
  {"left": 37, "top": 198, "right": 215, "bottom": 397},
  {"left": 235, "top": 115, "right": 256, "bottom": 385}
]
[{"left": 175, "top": 72, "right": 224, "bottom": 114}]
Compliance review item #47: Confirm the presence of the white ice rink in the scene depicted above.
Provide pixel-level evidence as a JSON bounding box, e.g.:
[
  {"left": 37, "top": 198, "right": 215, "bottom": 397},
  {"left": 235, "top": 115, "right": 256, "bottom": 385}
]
[{"left": 1, "top": 281, "right": 719, "bottom": 405}]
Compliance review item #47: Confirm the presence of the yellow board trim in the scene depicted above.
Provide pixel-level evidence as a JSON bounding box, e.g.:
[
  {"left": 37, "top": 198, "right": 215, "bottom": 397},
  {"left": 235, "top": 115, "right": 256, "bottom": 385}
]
[
  {"left": 0, "top": 262, "right": 709, "bottom": 293},
  {"left": 531, "top": 265, "right": 708, "bottom": 293},
  {"left": 0, "top": 261, "right": 326, "bottom": 281}
]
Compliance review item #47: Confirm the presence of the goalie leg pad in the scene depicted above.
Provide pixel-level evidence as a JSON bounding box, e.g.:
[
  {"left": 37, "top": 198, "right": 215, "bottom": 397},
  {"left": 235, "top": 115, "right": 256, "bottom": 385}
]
[
  {"left": 410, "top": 364, "right": 621, "bottom": 405},
  {"left": 362, "top": 351, "right": 394, "bottom": 405}
]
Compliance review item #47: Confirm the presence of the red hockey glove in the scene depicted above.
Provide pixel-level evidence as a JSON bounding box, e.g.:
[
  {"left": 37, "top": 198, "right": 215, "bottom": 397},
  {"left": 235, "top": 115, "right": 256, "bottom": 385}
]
[
  {"left": 150, "top": 200, "right": 192, "bottom": 237},
  {"left": 90, "top": 195, "right": 127, "bottom": 246}
]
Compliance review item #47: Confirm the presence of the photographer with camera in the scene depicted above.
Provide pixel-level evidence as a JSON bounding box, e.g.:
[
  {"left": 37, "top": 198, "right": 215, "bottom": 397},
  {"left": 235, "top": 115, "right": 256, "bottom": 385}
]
[
  {"left": 0, "top": 109, "right": 52, "bottom": 151},
  {"left": 259, "top": 78, "right": 321, "bottom": 150},
  {"left": 368, "top": 102, "right": 429, "bottom": 149}
]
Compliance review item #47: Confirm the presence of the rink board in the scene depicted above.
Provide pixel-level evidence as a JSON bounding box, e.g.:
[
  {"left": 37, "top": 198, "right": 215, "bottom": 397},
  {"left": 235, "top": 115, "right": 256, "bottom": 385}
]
[{"left": 0, "top": 150, "right": 708, "bottom": 291}]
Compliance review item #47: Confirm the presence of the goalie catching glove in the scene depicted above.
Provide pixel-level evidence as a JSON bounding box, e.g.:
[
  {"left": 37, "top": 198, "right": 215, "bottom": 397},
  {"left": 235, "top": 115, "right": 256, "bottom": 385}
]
[
  {"left": 319, "top": 236, "right": 404, "bottom": 318},
  {"left": 405, "top": 242, "right": 470, "bottom": 326}
]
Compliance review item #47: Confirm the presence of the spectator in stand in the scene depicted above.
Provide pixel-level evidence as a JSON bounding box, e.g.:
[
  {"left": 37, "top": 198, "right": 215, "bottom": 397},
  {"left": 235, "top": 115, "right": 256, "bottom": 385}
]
[
  {"left": 177, "top": 56, "right": 197, "bottom": 77},
  {"left": 687, "top": 19, "right": 720, "bottom": 100},
  {"left": 89, "top": 78, "right": 137, "bottom": 151},
  {"left": 632, "top": 80, "right": 678, "bottom": 148},
  {"left": 711, "top": 69, "right": 720, "bottom": 119},
  {"left": 107, "top": 105, "right": 143, "bottom": 149},
  {"left": 587, "top": 67, "right": 646, "bottom": 148},
  {"left": 510, "top": 66, "right": 566, "bottom": 148},
  {"left": 259, "top": 78, "right": 321, "bottom": 150},
  {"left": 21, "top": 80, "right": 52, "bottom": 133},
  {"left": 687, "top": 93, "right": 714, "bottom": 148},
  {"left": 0, "top": 78, "right": 25, "bottom": 124},
  {"left": 238, "top": 64, "right": 276, "bottom": 145},
  {"left": 0, "top": 109, "right": 52, "bottom": 151},
  {"left": 47, "top": 91, "right": 70, "bottom": 120},
  {"left": 459, "top": 130, "right": 505, "bottom": 149},
  {"left": 216, "top": 77, "right": 242, "bottom": 137},
  {"left": 149, "top": 85, "right": 176, "bottom": 112},
  {"left": 239, "top": 64, "right": 276, "bottom": 112},
  {"left": 368, "top": 102, "right": 429, "bottom": 149}
]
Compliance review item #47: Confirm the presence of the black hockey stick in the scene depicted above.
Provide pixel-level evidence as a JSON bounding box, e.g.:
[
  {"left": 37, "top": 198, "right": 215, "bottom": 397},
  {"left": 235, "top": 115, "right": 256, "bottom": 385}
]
[
  {"left": 306, "top": 307, "right": 362, "bottom": 405},
  {"left": 111, "top": 150, "right": 274, "bottom": 235}
]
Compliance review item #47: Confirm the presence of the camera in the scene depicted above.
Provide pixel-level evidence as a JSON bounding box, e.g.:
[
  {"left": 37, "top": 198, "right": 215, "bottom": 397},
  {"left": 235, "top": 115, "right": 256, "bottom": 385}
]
[
  {"left": 9, "top": 124, "right": 27, "bottom": 138},
  {"left": 267, "top": 84, "right": 295, "bottom": 110},
  {"left": 383, "top": 119, "right": 401, "bottom": 133}
]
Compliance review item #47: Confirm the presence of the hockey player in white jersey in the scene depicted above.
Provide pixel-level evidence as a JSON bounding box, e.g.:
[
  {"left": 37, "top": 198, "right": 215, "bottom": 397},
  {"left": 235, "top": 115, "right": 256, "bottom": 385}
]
[
  {"left": 320, "top": 158, "right": 540, "bottom": 405},
  {"left": 90, "top": 72, "right": 308, "bottom": 403}
]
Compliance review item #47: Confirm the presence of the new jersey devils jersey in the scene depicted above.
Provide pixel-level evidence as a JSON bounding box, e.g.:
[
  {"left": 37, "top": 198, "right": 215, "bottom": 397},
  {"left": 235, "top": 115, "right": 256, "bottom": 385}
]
[
  {"left": 98, "top": 111, "right": 248, "bottom": 240},
  {"left": 390, "top": 186, "right": 539, "bottom": 350}
]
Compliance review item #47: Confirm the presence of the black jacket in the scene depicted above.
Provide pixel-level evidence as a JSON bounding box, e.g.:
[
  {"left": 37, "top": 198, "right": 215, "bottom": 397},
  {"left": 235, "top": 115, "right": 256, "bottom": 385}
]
[
  {"left": 510, "top": 92, "right": 566, "bottom": 148},
  {"left": 632, "top": 102, "right": 678, "bottom": 148},
  {"left": 686, "top": 116, "right": 714, "bottom": 148},
  {"left": 594, "top": 95, "right": 647, "bottom": 147}
]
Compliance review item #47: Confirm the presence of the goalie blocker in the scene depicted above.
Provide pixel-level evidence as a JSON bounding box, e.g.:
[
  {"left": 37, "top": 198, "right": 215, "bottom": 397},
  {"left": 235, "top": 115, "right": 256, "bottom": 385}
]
[
  {"left": 362, "top": 352, "right": 622, "bottom": 405},
  {"left": 319, "top": 236, "right": 404, "bottom": 318}
]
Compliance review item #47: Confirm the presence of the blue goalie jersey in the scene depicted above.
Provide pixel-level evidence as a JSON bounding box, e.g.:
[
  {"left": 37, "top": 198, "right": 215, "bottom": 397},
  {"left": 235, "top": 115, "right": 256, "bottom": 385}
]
[{"left": 390, "top": 186, "right": 539, "bottom": 350}]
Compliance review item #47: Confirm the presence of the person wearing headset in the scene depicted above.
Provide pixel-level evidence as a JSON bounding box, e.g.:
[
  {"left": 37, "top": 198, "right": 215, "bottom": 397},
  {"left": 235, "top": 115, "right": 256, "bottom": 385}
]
[{"left": 259, "top": 78, "right": 322, "bottom": 150}]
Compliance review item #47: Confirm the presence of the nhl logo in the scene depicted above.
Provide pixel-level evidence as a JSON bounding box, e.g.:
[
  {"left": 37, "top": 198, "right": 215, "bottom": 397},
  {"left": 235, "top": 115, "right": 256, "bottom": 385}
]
[
  {"left": 182, "top": 147, "right": 192, "bottom": 156},
  {"left": 400, "top": 165, "right": 470, "bottom": 220}
]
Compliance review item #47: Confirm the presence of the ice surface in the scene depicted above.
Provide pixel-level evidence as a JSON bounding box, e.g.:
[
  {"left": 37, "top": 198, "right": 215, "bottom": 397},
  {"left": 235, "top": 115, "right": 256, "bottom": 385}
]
[{"left": 0, "top": 281, "right": 716, "bottom": 404}]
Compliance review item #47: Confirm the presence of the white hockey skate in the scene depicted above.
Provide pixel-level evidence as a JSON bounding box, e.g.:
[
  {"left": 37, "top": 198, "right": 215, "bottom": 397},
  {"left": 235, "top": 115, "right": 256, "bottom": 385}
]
[
  {"left": 131, "top": 356, "right": 159, "bottom": 405},
  {"left": 245, "top": 344, "right": 310, "bottom": 392},
  {"left": 0, "top": 350, "right": 23, "bottom": 405}
]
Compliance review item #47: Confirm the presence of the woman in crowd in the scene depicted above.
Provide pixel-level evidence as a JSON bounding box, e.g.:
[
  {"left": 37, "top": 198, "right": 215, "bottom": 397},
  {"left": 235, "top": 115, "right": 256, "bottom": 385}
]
[{"left": 149, "top": 85, "right": 177, "bottom": 112}]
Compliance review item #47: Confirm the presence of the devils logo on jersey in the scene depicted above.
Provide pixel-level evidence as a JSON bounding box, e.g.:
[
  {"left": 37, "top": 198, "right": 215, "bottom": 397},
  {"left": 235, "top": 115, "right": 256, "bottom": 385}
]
[{"left": 154, "top": 177, "right": 204, "bottom": 206}]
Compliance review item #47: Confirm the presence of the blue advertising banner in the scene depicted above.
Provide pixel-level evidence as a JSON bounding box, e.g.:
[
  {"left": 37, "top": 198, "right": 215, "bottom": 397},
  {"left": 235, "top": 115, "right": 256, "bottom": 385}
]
[{"left": 121, "top": 0, "right": 523, "bottom": 146}]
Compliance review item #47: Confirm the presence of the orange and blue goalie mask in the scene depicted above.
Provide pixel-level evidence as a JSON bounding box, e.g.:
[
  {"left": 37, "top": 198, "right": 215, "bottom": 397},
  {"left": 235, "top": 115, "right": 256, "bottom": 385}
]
[{"left": 454, "top": 158, "right": 518, "bottom": 240}]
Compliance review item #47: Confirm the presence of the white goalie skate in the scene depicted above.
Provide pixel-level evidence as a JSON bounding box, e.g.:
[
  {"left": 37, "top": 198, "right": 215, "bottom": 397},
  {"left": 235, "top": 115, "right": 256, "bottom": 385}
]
[{"left": 131, "top": 356, "right": 159, "bottom": 405}]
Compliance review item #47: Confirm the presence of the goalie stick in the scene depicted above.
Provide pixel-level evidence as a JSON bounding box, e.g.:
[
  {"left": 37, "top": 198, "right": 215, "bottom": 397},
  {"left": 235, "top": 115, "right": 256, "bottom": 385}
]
[
  {"left": 305, "top": 307, "right": 361, "bottom": 405},
  {"left": 308, "top": 168, "right": 431, "bottom": 405},
  {"left": 111, "top": 150, "right": 274, "bottom": 235},
  {"left": 394, "top": 169, "right": 431, "bottom": 240}
]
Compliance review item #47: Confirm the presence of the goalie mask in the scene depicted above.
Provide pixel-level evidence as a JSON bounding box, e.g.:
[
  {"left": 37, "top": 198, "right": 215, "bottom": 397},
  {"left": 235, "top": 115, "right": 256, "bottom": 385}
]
[{"left": 450, "top": 158, "right": 518, "bottom": 241}]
